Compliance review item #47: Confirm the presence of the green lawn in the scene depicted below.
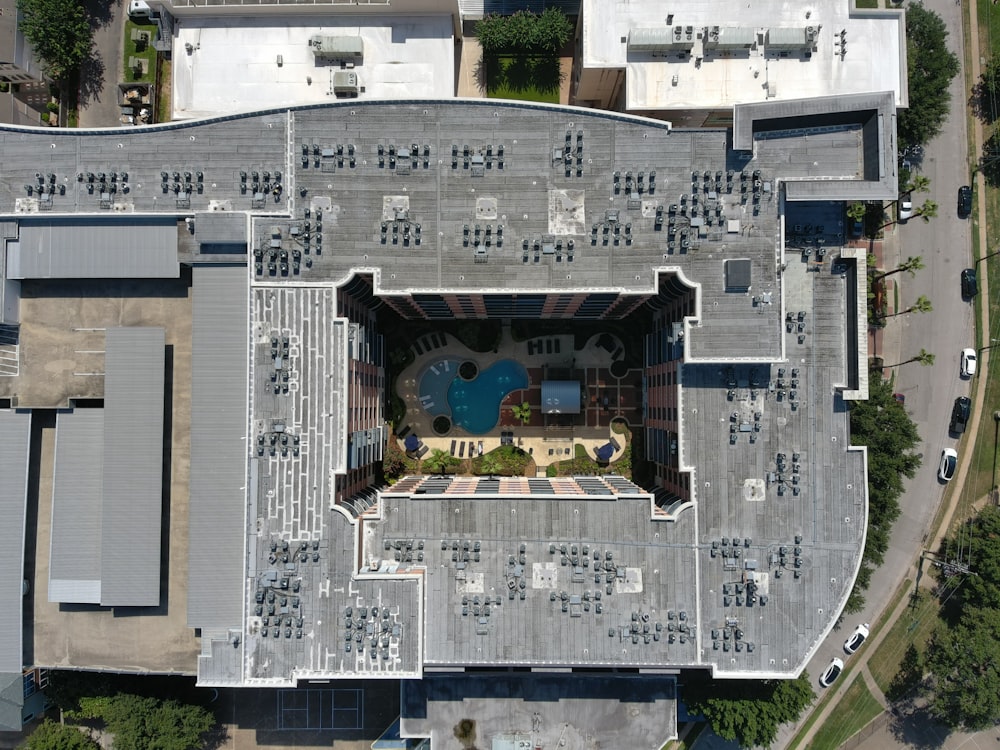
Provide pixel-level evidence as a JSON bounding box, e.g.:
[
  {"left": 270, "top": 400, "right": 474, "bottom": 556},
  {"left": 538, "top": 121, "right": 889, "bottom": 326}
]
[
  {"left": 855, "top": 0, "right": 879, "bottom": 8},
  {"left": 486, "top": 54, "right": 561, "bottom": 103},
  {"left": 807, "top": 676, "right": 883, "bottom": 750},
  {"left": 123, "top": 19, "right": 157, "bottom": 84},
  {"left": 963, "top": 0, "right": 1000, "bottom": 512},
  {"left": 867, "top": 591, "right": 940, "bottom": 694}
]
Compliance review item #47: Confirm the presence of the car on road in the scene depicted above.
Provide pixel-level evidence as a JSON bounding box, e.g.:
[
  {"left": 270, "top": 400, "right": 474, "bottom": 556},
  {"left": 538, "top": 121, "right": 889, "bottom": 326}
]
[
  {"left": 961, "top": 268, "right": 978, "bottom": 299},
  {"left": 844, "top": 623, "right": 870, "bottom": 655},
  {"left": 958, "top": 185, "right": 973, "bottom": 218},
  {"left": 950, "top": 396, "right": 972, "bottom": 434},
  {"left": 961, "top": 348, "right": 977, "bottom": 378},
  {"left": 898, "top": 195, "right": 913, "bottom": 221},
  {"left": 819, "top": 658, "right": 844, "bottom": 688},
  {"left": 939, "top": 448, "right": 958, "bottom": 482}
]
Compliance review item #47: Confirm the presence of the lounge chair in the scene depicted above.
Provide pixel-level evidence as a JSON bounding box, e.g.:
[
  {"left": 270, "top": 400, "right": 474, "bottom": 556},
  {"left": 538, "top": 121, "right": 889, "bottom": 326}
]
[
  {"left": 459, "top": 442, "right": 466, "bottom": 458},
  {"left": 450, "top": 440, "right": 457, "bottom": 456}
]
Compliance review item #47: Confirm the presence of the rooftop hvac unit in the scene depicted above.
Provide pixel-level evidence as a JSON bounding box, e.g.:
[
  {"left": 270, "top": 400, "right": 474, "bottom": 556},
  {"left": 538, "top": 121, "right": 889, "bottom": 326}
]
[
  {"left": 332, "top": 71, "right": 359, "bottom": 98},
  {"left": 309, "top": 35, "right": 364, "bottom": 63}
]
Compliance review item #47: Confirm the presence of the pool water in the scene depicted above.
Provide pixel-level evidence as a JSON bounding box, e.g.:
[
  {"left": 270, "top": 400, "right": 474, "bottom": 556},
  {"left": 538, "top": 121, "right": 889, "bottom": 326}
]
[{"left": 448, "top": 360, "right": 528, "bottom": 434}]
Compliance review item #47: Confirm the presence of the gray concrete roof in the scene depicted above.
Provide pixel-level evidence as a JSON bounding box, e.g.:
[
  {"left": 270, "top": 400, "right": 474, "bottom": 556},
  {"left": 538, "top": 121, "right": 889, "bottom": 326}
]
[
  {"left": 0, "top": 101, "right": 874, "bottom": 685},
  {"left": 0, "top": 410, "right": 30, "bottom": 677},
  {"left": 401, "top": 672, "right": 677, "bottom": 750}
]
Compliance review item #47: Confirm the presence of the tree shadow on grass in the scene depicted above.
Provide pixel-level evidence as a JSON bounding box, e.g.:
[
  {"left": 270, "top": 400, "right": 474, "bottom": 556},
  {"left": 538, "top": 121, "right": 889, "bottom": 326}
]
[{"left": 483, "top": 52, "right": 564, "bottom": 99}]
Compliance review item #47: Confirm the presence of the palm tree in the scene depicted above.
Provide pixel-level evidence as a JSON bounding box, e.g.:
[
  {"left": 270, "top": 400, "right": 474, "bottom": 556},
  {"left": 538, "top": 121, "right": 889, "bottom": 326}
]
[
  {"left": 901, "top": 174, "right": 931, "bottom": 195},
  {"left": 886, "top": 348, "right": 936, "bottom": 368},
  {"left": 911, "top": 199, "right": 939, "bottom": 223},
  {"left": 511, "top": 401, "right": 531, "bottom": 425},
  {"left": 889, "top": 294, "right": 933, "bottom": 317},
  {"left": 847, "top": 201, "right": 867, "bottom": 222},
  {"left": 423, "top": 448, "right": 453, "bottom": 474},
  {"left": 872, "top": 255, "right": 924, "bottom": 283}
]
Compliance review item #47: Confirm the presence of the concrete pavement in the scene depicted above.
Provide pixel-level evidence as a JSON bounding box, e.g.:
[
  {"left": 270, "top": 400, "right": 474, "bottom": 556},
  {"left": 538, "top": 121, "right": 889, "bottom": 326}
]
[{"left": 78, "top": 0, "right": 126, "bottom": 128}]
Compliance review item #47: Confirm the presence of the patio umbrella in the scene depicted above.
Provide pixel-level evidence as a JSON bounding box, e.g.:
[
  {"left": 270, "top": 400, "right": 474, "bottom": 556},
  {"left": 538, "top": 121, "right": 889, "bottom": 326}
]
[
  {"left": 596, "top": 443, "right": 614, "bottom": 462},
  {"left": 404, "top": 434, "right": 419, "bottom": 452}
]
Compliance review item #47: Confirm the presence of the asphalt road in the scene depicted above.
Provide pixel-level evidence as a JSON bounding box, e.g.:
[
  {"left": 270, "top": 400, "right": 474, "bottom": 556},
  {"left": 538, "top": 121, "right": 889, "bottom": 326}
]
[{"left": 78, "top": 0, "right": 127, "bottom": 128}]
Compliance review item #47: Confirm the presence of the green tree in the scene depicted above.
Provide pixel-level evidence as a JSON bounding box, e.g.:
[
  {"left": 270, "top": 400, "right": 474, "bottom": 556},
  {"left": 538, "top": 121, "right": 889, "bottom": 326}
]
[
  {"left": 890, "top": 294, "right": 932, "bottom": 317},
  {"left": 17, "top": 0, "right": 93, "bottom": 82},
  {"left": 901, "top": 174, "right": 931, "bottom": 196},
  {"left": 475, "top": 14, "right": 507, "bottom": 52},
  {"left": 846, "top": 201, "right": 866, "bottom": 222},
  {"left": 925, "top": 607, "right": 1000, "bottom": 730},
  {"left": 911, "top": 199, "right": 938, "bottom": 223},
  {"left": 20, "top": 720, "right": 100, "bottom": 750},
  {"left": 686, "top": 675, "right": 815, "bottom": 748},
  {"left": 897, "top": 3, "right": 960, "bottom": 149},
  {"left": 847, "top": 373, "right": 921, "bottom": 609},
  {"left": 511, "top": 401, "right": 531, "bottom": 425},
  {"left": 533, "top": 7, "right": 574, "bottom": 53},
  {"left": 74, "top": 693, "right": 214, "bottom": 750},
  {"left": 873, "top": 255, "right": 924, "bottom": 283},
  {"left": 944, "top": 506, "right": 1000, "bottom": 611},
  {"left": 423, "top": 448, "right": 457, "bottom": 474}
]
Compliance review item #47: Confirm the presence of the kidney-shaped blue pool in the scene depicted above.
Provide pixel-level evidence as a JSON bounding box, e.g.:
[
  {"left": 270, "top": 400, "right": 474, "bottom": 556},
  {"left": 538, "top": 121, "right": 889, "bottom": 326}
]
[{"left": 447, "top": 359, "right": 528, "bottom": 435}]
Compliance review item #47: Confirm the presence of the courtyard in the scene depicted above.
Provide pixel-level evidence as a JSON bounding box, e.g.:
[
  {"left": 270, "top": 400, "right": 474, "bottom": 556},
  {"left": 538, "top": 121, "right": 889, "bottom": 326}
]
[{"left": 392, "top": 326, "right": 642, "bottom": 474}]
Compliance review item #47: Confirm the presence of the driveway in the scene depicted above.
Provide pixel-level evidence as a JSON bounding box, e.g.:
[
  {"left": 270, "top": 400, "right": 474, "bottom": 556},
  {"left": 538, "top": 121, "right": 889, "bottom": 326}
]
[{"left": 78, "top": 0, "right": 127, "bottom": 127}]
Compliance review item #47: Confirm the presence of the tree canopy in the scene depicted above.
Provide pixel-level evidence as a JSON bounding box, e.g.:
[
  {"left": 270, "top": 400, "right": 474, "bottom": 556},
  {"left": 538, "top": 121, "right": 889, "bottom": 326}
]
[
  {"left": 925, "top": 606, "right": 1000, "bottom": 730},
  {"left": 20, "top": 720, "right": 100, "bottom": 750},
  {"left": 476, "top": 8, "right": 574, "bottom": 54},
  {"left": 846, "top": 373, "right": 921, "bottom": 610},
  {"left": 17, "top": 0, "right": 93, "bottom": 82},
  {"left": 685, "top": 675, "right": 815, "bottom": 748},
  {"left": 897, "top": 3, "right": 960, "bottom": 150},
  {"left": 71, "top": 693, "right": 215, "bottom": 750}
]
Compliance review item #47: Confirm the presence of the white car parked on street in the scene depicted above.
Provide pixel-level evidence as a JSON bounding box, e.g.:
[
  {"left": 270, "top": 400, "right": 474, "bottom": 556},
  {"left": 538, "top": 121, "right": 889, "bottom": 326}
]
[{"left": 961, "top": 348, "right": 977, "bottom": 378}]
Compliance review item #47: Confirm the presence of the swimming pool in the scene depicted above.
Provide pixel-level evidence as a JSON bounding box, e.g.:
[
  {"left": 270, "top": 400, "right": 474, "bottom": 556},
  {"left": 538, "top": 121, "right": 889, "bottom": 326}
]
[{"left": 448, "top": 360, "right": 528, "bottom": 434}]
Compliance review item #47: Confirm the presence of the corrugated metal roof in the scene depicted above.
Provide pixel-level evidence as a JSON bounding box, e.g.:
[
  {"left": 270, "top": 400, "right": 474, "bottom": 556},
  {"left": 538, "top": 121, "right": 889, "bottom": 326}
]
[
  {"left": 0, "top": 672, "right": 23, "bottom": 731},
  {"left": 100, "top": 327, "right": 164, "bottom": 607},
  {"left": 188, "top": 266, "right": 248, "bottom": 632},
  {"left": 0, "top": 411, "right": 30, "bottom": 675},
  {"left": 194, "top": 212, "right": 247, "bottom": 247},
  {"left": 49, "top": 410, "right": 104, "bottom": 605},
  {"left": 9, "top": 218, "right": 178, "bottom": 279}
]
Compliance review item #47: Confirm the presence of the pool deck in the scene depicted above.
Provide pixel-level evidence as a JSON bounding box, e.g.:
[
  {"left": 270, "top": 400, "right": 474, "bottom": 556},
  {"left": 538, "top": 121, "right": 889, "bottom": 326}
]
[{"left": 395, "top": 329, "right": 640, "bottom": 469}]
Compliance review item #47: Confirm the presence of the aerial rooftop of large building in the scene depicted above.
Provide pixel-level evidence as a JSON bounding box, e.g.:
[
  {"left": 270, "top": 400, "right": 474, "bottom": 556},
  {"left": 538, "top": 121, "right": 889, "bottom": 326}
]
[
  {"left": 171, "top": 15, "right": 456, "bottom": 119},
  {"left": 580, "top": 0, "right": 906, "bottom": 114},
  {"left": 0, "top": 99, "right": 881, "bottom": 708}
]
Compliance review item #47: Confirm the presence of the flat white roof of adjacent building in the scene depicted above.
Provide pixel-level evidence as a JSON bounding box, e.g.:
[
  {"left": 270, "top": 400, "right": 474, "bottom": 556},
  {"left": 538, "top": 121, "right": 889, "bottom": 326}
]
[
  {"left": 582, "top": 0, "right": 906, "bottom": 111},
  {"left": 172, "top": 15, "right": 456, "bottom": 119}
]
